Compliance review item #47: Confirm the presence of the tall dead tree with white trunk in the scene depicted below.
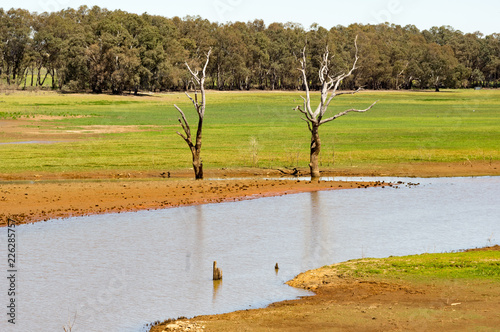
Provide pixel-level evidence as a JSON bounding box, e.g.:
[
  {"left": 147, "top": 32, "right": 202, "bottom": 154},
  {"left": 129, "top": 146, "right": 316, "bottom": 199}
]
[
  {"left": 295, "top": 37, "right": 377, "bottom": 180},
  {"left": 174, "top": 49, "right": 212, "bottom": 180}
]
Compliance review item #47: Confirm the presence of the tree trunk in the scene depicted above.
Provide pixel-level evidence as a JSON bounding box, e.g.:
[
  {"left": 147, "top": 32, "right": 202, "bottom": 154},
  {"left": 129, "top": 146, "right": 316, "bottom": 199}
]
[
  {"left": 22, "top": 68, "right": 28, "bottom": 89},
  {"left": 217, "top": 62, "right": 222, "bottom": 90},
  {"left": 309, "top": 123, "right": 321, "bottom": 180},
  {"left": 6, "top": 65, "right": 11, "bottom": 85},
  {"left": 37, "top": 66, "right": 42, "bottom": 86},
  {"left": 192, "top": 151, "right": 203, "bottom": 180},
  {"left": 50, "top": 69, "right": 56, "bottom": 89},
  {"left": 192, "top": 113, "right": 204, "bottom": 179}
]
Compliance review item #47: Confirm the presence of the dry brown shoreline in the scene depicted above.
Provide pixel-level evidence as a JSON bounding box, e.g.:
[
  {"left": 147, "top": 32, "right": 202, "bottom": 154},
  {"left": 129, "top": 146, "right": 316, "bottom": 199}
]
[{"left": 1, "top": 161, "right": 499, "bottom": 227}]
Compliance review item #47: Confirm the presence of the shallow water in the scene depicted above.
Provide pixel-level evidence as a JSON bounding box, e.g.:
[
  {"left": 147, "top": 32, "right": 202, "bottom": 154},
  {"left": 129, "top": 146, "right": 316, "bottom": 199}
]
[{"left": 1, "top": 177, "right": 499, "bottom": 332}]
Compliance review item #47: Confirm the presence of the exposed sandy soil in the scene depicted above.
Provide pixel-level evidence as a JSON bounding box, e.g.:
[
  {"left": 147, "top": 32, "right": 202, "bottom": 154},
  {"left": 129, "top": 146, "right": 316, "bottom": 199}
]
[{"left": 151, "top": 246, "right": 500, "bottom": 332}]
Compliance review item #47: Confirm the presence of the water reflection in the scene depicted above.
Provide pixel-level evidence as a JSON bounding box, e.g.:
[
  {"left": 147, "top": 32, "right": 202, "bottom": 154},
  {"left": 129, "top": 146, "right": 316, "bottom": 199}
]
[
  {"left": 212, "top": 279, "right": 222, "bottom": 303},
  {"left": 192, "top": 205, "right": 205, "bottom": 273},
  {"left": 301, "top": 191, "right": 332, "bottom": 269}
]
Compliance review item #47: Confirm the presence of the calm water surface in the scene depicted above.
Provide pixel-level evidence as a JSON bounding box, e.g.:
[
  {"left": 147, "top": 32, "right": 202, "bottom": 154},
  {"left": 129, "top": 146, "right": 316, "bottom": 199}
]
[{"left": 1, "top": 177, "right": 499, "bottom": 332}]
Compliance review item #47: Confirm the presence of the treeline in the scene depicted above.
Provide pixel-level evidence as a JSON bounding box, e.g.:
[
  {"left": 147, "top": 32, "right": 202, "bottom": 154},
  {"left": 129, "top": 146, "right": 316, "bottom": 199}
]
[{"left": 1, "top": 6, "right": 499, "bottom": 93}]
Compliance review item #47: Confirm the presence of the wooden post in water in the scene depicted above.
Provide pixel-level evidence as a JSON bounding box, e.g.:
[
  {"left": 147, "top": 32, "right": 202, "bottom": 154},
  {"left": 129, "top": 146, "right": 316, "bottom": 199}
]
[{"left": 213, "top": 261, "right": 222, "bottom": 280}]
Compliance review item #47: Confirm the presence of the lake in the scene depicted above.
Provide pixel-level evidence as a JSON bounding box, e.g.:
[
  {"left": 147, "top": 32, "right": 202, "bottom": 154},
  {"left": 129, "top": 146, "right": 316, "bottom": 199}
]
[{"left": 1, "top": 176, "right": 498, "bottom": 331}]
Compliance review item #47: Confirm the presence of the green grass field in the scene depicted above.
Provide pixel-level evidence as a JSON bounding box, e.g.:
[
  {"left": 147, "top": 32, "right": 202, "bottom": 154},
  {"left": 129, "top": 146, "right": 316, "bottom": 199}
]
[{"left": 0, "top": 89, "right": 499, "bottom": 173}]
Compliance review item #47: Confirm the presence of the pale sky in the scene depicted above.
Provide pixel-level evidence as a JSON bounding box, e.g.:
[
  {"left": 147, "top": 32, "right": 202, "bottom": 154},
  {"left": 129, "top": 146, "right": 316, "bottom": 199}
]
[{"left": 2, "top": 0, "right": 499, "bottom": 35}]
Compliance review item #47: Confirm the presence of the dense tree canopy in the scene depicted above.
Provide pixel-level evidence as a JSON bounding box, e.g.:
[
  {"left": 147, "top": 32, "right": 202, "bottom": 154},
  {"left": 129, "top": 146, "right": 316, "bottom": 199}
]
[{"left": 0, "top": 6, "right": 498, "bottom": 93}]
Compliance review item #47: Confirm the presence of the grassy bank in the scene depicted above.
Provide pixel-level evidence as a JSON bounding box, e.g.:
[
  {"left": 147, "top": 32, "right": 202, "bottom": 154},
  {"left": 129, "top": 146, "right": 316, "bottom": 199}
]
[
  {"left": 321, "top": 249, "right": 500, "bottom": 281},
  {"left": 1, "top": 89, "right": 499, "bottom": 174}
]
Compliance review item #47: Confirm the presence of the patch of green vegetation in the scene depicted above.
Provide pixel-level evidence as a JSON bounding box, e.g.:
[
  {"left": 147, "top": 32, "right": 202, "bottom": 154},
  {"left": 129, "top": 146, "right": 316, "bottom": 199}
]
[
  {"left": 0, "top": 89, "right": 499, "bottom": 173},
  {"left": 332, "top": 250, "right": 500, "bottom": 281}
]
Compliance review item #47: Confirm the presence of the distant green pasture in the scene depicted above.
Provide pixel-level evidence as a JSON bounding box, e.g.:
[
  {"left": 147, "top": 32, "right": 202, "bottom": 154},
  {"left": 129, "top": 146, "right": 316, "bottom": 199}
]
[{"left": 0, "top": 89, "right": 498, "bottom": 173}]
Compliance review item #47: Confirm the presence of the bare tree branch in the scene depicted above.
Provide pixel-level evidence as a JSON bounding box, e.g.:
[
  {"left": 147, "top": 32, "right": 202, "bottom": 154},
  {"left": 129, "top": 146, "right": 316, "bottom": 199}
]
[
  {"left": 298, "top": 46, "right": 314, "bottom": 120},
  {"left": 320, "top": 100, "right": 378, "bottom": 125},
  {"left": 294, "top": 105, "right": 314, "bottom": 122},
  {"left": 185, "top": 63, "right": 200, "bottom": 85},
  {"left": 185, "top": 91, "right": 198, "bottom": 110},
  {"left": 176, "top": 130, "right": 190, "bottom": 144},
  {"left": 202, "top": 48, "right": 212, "bottom": 79},
  {"left": 198, "top": 49, "right": 211, "bottom": 118},
  {"left": 300, "top": 117, "right": 313, "bottom": 132},
  {"left": 177, "top": 118, "right": 190, "bottom": 140},
  {"left": 174, "top": 104, "right": 191, "bottom": 136},
  {"left": 323, "top": 36, "right": 360, "bottom": 113},
  {"left": 324, "top": 87, "right": 364, "bottom": 109},
  {"left": 333, "top": 87, "right": 364, "bottom": 97}
]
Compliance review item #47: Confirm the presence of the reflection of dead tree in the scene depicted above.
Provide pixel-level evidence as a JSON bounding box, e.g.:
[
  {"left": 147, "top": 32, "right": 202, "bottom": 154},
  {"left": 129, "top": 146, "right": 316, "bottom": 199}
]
[
  {"left": 295, "top": 36, "right": 377, "bottom": 180},
  {"left": 174, "top": 49, "right": 211, "bottom": 180}
]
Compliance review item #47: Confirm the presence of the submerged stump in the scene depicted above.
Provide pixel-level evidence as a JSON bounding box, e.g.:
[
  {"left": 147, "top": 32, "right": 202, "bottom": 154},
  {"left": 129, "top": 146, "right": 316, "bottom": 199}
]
[{"left": 213, "top": 261, "right": 222, "bottom": 280}]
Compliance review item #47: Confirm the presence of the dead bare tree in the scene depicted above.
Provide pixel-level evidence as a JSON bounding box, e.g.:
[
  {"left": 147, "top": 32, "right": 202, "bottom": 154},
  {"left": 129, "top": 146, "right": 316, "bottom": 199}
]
[
  {"left": 174, "top": 49, "right": 211, "bottom": 180},
  {"left": 294, "top": 36, "right": 377, "bottom": 180}
]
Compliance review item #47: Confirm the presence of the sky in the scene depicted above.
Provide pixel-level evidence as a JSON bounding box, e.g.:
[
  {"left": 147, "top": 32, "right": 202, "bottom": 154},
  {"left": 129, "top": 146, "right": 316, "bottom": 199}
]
[{"left": 1, "top": 0, "right": 499, "bottom": 35}]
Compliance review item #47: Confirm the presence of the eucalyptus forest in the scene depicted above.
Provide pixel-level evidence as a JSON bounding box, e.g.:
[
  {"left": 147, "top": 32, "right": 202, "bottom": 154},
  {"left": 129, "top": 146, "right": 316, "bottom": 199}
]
[{"left": 1, "top": 6, "right": 499, "bottom": 93}]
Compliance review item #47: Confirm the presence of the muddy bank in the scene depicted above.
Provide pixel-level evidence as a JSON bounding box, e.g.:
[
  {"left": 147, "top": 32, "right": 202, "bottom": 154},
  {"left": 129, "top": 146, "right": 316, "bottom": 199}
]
[
  {"left": 0, "top": 175, "right": 381, "bottom": 226},
  {"left": 2, "top": 161, "right": 499, "bottom": 227}
]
